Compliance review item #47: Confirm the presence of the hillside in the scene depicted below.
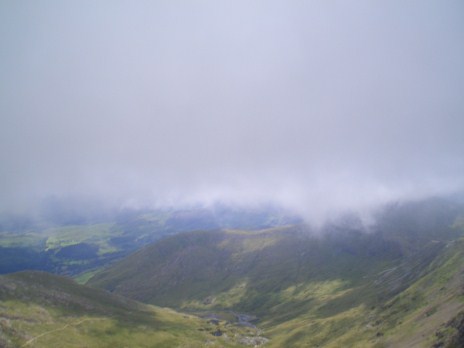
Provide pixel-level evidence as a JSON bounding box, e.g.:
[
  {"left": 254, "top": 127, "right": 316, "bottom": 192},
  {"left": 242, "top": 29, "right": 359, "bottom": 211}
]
[
  {"left": 266, "top": 237, "right": 464, "bottom": 347},
  {"left": 2, "top": 198, "right": 464, "bottom": 347},
  {"left": 88, "top": 198, "right": 464, "bottom": 347},
  {"left": 0, "top": 205, "right": 300, "bottom": 277},
  {"left": 88, "top": 226, "right": 404, "bottom": 309},
  {"left": 0, "top": 271, "right": 258, "bottom": 347}
]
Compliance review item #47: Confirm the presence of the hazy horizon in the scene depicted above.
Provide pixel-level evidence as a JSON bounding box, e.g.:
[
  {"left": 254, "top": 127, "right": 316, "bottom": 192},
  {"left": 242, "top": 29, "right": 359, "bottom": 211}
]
[{"left": 1, "top": 1, "right": 464, "bottom": 223}]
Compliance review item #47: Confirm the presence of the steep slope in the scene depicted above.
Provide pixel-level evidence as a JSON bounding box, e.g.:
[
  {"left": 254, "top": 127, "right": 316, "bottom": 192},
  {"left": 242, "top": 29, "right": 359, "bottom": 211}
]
[
  {"left": 265, "top": 237, "right": 464, "bottom": 347},
  {"left": 88, "top": 198, "right": 464, "bottom": 347},
  {"left": 88, "top": 226, "right": 406, "bottom": 311},
  {"left": 0, "top": 271, "right": 254, "bottom": 347}
]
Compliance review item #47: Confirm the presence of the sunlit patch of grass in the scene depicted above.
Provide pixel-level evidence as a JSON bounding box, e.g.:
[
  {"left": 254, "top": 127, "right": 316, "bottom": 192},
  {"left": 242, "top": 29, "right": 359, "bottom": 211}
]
[
  {"left": 73, "top": 269, "right": 102, "bottom": 284},
  {"left": 0, "top": 232, "right": 45, "bottom": 249},
  {"left": 97, "top": 245, "right": 119, "bottom": 256},
  {"left": 281, "top": 279, "right": 350, "bottom": 302},
  {"left": 44, "top": 224, "right": 118, "bottom": 250},
  {"left": 181, "top": 281, "right": 249, "bottom": 310},
  {"left": 265, "top": 304, "right": 369, "bottom": 347}
]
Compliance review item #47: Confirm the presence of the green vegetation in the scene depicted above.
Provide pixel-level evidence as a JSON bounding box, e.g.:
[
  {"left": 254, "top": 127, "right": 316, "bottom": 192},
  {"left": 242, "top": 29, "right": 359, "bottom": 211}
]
[
  {"left": 262, "top": 238, "right": 464, "bottom": 347},
  {"left": 2, "top": 198, "right": 464, "bottom": 346},
  {"left": 88, "top": 198, "right": 464, "bottom": 347},
  {"left": 0, "top": 232, "right": 45, "bottom": 249},
  {"left": 88, "top": 226, "right": 404, "bottom": 310},
  {"left": 90, "top": 230, "right": 464, "bottom": 347},
  {"left": 44, "top": 224, "right": 116, "bottom": 250},
  {"left": 0, "top": 224, "right": 124, "bottom": 275},
  {"left": 0, "top": 206, "right": 299, "bottom": 277},
  {"left": 74, "top": 269, "right": 101, "bottom": 285},
  {"left": 0, "top": 271, "right": 256, "bottom": 347}
]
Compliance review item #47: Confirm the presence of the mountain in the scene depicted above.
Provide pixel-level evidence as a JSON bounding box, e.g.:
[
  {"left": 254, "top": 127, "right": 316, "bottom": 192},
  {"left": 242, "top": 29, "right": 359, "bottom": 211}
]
[
  {"left": 88, "top": 226, "right": 400, "bottom": 308},
  {"left": 0, "top": 204, "right": 300, "bottom": 277},
  {"left": 88, "top": 198, "right": 464, "bottom": 347},
  {"left": 2, "top": 197, "right": 464, "bottom": 346},
  {"left": 0, "top": 271, "right": 258, "bottom": 347}
]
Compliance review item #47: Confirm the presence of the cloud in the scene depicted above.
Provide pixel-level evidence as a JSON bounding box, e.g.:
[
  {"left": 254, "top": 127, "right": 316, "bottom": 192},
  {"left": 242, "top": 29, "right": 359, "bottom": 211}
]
[{"left": 1, "top": 1, "right": 463, "bottom": 221}]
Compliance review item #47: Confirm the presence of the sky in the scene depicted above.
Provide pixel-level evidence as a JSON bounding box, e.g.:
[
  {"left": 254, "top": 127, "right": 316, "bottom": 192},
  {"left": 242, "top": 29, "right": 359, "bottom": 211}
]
[{"left": 1, "top": 1, "right": 464, "bottom": 222}]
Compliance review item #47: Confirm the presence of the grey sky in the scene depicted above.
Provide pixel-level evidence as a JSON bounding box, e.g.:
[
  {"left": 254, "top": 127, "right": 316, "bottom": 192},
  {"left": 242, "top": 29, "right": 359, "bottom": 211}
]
[{"left": 1, "top": 1, "right": 464, "bottom": 221}]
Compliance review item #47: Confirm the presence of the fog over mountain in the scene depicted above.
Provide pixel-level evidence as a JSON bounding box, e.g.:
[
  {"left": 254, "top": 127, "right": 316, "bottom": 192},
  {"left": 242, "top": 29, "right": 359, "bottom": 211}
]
[{"left": 1, "top": 1, "right": 464, "bottom": 222}]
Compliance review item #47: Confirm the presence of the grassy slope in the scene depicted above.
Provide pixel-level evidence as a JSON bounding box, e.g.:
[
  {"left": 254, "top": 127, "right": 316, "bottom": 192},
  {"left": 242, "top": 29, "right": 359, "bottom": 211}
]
[
  {"left": 89, "top": 232, "right": 464, "bottom": 347},
  {"left": 3, "top": 198, "right": 463, "bottom": 347},
  {"left": 88, "top": 199, "right": 464, "bottom": 347},
  {"left": 3, "top": 241, "right": 463, "bottom": 348},
  {"left": 0, "top": 271, "right": 252, "bottom": 348},
  {"left": 88, "top": 226, "right": 403, "bottom": 308},
  {"left": 0, "top": 206, "right": 300, "bottom": 277},
  {"left": 265, "top": 238, "right": 464, "bottom": 347},
  {"left": 0, "top": 224, "right": 124, "bottom": 276}
]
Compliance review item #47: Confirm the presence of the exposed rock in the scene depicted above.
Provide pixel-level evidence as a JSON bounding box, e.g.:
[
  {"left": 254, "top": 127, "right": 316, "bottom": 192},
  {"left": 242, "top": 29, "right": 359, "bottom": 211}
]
[
  {"left": 434, "top": 311, "right": 464, "bottom": 347},
  {"left": 237, "top": 335, "right": 269, "bottom": 346}
]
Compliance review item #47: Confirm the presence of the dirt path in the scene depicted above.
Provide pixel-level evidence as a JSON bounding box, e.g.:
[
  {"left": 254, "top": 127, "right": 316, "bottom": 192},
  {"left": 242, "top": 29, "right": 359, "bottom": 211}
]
[{"left": 21, "top": 318, "right": 105, "bottom": 347}]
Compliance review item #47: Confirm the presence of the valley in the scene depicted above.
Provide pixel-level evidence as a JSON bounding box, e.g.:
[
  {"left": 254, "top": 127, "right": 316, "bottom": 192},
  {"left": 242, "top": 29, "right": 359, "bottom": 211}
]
[
  {"left": 1, "top": 198, "right": 464, "bottom": 347},
  {"left": 0, "top": 205, "right": 299, "bottom": 277},
  {"left": 0, "top": 271, "right": 263, "bottom": 347},
  {"left": 3, "top": 1, "right": 463, "bottom": 346}
]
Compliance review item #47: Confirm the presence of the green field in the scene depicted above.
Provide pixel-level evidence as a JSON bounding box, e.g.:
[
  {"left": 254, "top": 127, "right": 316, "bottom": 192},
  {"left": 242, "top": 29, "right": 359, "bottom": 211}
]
[
  {"left": 0, "top": 206, "right": 300, "bottom": 277},
  {"left": 0, "top": 271, "right": 259, "bottom": 348}
]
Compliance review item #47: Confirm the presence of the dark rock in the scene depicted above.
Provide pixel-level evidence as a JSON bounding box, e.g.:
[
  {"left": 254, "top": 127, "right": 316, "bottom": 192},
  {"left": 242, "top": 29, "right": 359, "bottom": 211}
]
[{"left": 211, "top": 329, "right": 223, "bottom": 336}]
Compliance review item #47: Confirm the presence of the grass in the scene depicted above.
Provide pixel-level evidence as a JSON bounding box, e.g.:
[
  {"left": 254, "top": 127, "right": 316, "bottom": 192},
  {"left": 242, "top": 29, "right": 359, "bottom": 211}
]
[
  {"left": 89, "top": 210, "right": 464, "bottom": 347},
  {"left": 181, "top": 281, "right": 249, "bottom": 310},
  {"left": 0, "top": 302, "right": 213, "bottom": 348},
  {"left": 258, "top": 238, "right": 464, "bottom": 347},
  {"left": 3, "top": 199, "right": 464, "bottom": 346},
  {"left": 88, "top": 226, "right": 405, "bottom": 312},
  {"left": 0, "top": 231, "right": 45, "bottom": 249},
  {"left": 44, "top": 224, "right": 119, "bottom": 251},
  {"left": 0, "top": 206, "right": 299, "bottom": 278},
  {"left": 0, "top": 271, "right": 255, "bottom": 348},
  {"left": 74, "top": 269, "right": 102, "bottom": 285}
]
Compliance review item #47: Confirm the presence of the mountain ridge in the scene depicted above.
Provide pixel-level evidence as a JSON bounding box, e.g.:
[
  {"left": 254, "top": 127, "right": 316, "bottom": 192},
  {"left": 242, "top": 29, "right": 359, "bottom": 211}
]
[{"left": 87, "top": 198, "right": 464, "bottom": 346}]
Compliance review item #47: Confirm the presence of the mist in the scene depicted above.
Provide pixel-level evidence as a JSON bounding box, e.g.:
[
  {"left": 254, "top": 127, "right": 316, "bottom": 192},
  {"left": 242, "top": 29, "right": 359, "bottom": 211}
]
[{"left": 1, "top": 1, "right": 464, "bottom": 223}]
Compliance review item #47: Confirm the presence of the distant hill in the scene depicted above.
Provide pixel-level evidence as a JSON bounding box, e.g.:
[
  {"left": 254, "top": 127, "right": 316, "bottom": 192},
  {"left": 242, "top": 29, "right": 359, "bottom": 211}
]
[
  {"left": 88, "top": 197, "right": 464, "bottom": 347},
  {"left": 0, "top": 204, "right": 300, "bottom": 277},
  {"left": 2, "top": 197, "right": 464, "bottom": 346},
  {"left": 88, "top": 226, "right": 403, "bottom": 308}
]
